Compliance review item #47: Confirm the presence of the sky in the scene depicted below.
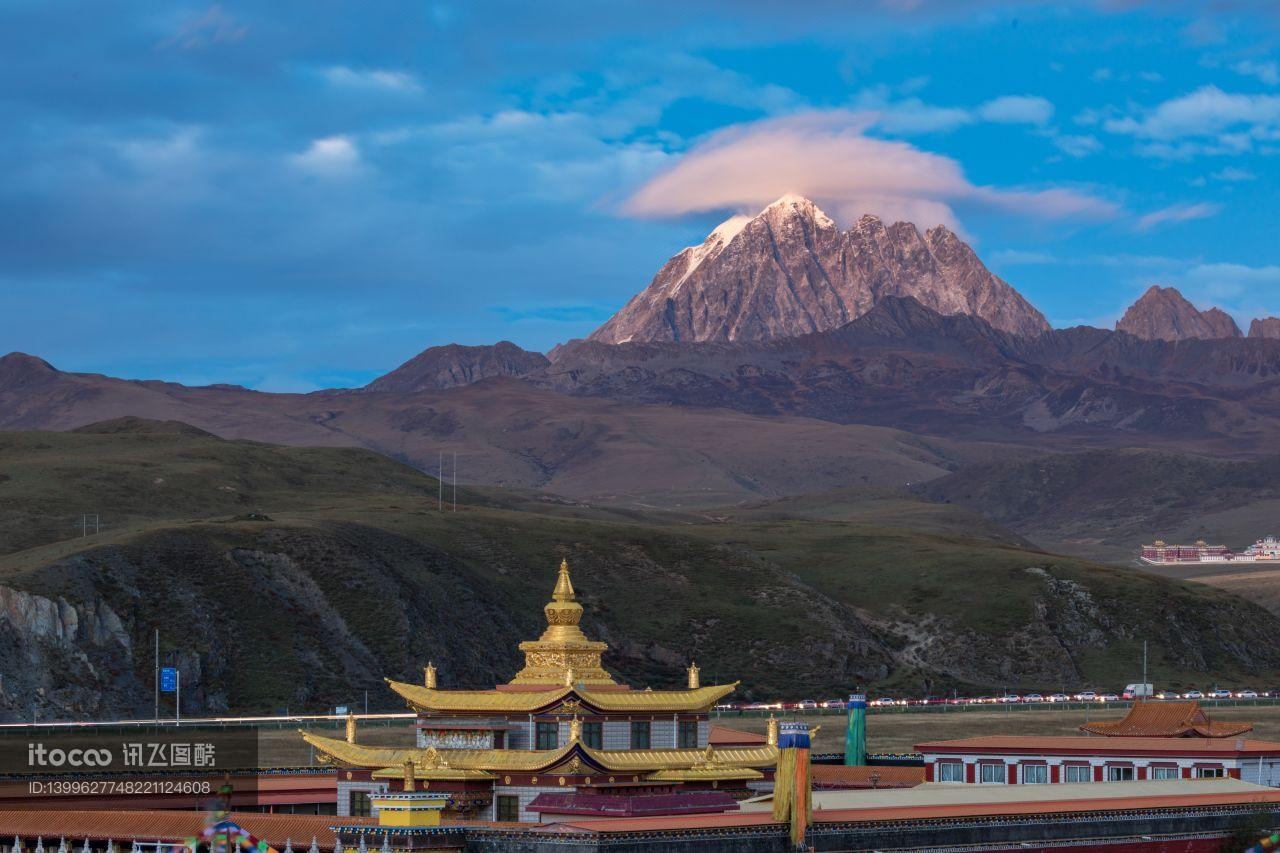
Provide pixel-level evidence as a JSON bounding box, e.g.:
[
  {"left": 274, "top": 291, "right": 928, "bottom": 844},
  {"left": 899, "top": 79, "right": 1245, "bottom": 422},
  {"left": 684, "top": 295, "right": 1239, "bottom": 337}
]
[{"left": 2, "top": 1, "right": 1280, "bottom": 391}]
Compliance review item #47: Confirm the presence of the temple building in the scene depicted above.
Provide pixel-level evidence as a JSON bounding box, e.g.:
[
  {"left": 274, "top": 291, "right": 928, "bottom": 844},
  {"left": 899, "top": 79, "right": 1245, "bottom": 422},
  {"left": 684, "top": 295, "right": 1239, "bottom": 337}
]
[
  {"left": 301, "top": 559, "right": 777, "bottom": 823},
  {"left": 1078, "top": 700, "right": 1252, "bottom": 738}
]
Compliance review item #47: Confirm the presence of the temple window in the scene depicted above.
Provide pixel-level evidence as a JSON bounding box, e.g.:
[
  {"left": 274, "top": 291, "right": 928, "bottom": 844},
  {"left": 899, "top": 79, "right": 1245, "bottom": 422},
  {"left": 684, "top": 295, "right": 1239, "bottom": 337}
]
[
  {"left": 1106, "top": 765, "right": 1135, "bottom": 781},
  {"left": 496, "top": 794, "right": 520, "bottom": 822},
  {"left": 937, "top": 761, "right": 963, "bottom": 782},
  {"left": 1063, "top": 764, "right": 1091, "bottom": 783},
  {"left": 582, "top": 722, "right": 603, "bottom": 748},
  {"left": 631, "top": 721, "right": 651, "bottom": 749},
  {"left": 979, "top": 762, "right": 1004, "bottom": 783},
  {"left": 349, "top": 790, "right": 372, "bottom": 817},
  {"left": 1194, "top": 766, "right": 1224, "bottom": 778},
  {"left": 1151, "top": 766, "right": 1179, "bottom": 779},
  {"left": 536, "top": 721, "right": 558, "bottom": 750},
  {"left": 1022, "top": 764, "right": 1048, "bottom": 784},
  {"left": 678, "top": 720, "right": 698, "bottom": 748}
]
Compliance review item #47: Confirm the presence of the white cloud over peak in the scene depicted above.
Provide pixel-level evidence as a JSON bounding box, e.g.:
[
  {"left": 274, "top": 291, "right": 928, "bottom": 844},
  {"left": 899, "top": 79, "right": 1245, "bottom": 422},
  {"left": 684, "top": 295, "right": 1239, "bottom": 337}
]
[
  {"left": 621, "top": 111, "right": 1118, "bottom": 230},
  {"left": 1233, "top": 59, "right": 1280, "bottom": 86}
]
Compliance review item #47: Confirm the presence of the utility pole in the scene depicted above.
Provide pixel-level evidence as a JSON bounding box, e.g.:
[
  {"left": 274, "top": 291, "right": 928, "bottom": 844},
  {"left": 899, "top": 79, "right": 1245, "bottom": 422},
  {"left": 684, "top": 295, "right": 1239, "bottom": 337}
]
[
  {"left": 453, "top": 452, "right": 457, "bottom": 512},
  {"left": 438, "top": 451, "right": 443, "bottom": 512},
  {"left": 1142, "top": 640, "right": 1148, "bottom": 697},
  {"left": 154, "top": 629, "right": 159, "bottom": 722}
]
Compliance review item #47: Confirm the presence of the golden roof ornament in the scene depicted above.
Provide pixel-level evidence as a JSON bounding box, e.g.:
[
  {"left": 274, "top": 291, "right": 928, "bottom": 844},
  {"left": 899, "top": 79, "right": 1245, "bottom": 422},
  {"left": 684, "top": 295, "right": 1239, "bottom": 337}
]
[
  {"left": 568, "top": 716, "right": 583, "bottom": 743},
  {"left": 424, "top": 661, "right": 438, "bottom": 689},
  {"left": 687, "top": 661, "right": 701, "bottom": 689},
  {"left": 403, "top": 758, "right": 416, "bottom": 792},
  {"left": 345, "top": 712, "right": 357, "bottom": 744},
  {"left": 766, "top": 713, "right": 779, "bottom": 747}
]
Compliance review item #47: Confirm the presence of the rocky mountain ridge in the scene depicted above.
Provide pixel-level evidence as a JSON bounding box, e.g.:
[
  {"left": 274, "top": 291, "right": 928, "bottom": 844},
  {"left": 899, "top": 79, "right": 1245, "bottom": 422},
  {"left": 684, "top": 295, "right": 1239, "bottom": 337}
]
[
  {"left": 1116, "top": 285, "right": 1243, "bottom": 341},
  {"left": 588, "top": 195, "right": 1051, "bottom": 343}
]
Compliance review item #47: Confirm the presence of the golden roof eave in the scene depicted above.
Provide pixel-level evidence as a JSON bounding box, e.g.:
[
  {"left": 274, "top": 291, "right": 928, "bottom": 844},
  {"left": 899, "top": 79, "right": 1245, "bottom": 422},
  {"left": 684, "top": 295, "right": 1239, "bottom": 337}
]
[
  {"left": 387, "top": 679, "right": 739, "bottom": 714},
  {"left": 646, "top": 767, "right": 765, "bottom": 781},
  {"left": 300, "top": 731, "right": 777, "bottom": 774},
  {"left": 371, "top": 766, "right": 496, "bottom": 781}
]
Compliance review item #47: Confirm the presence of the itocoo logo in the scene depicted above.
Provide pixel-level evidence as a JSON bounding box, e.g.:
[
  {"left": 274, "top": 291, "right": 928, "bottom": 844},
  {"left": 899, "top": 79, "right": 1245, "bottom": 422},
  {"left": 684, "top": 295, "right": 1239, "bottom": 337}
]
[{"left": 27, "top": 743, "right": 113, "bottom": 767}]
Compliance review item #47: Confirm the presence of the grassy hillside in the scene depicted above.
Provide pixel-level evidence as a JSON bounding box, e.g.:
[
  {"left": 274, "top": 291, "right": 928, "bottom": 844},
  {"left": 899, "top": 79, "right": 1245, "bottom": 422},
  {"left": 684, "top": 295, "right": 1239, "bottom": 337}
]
[
  {"left": 922, "top": 448, "right": 1280, "bottom": 563},
  {"left": 1, "top": 423, "right": 1278, "bottom": 720}
]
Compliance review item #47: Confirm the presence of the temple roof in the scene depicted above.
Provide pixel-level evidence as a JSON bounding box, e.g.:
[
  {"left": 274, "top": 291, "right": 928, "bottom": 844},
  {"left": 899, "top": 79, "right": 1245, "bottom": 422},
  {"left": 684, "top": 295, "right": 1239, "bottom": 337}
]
[
  {"left": 300, "top": 731, "right": 777, "bottom": 777},
  {"left": 1078, "top": 700, "right": 1253, "bottom": 738},
  {"left": 387, "top": 680, "right": 738, "bottom": 714}
]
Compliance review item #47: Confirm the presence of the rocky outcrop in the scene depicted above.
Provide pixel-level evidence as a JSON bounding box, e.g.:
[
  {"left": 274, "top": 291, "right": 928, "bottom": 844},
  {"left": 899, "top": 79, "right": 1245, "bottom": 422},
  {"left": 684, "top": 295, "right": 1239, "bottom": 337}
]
[
  {"left": 588, "top": 195, "right": 1049, "bottom": 343},
  {"left": 1250, "top": 317, "right": 1280, "bottom": 339},
  {"left": 365, "top": 341, "right": 550, "bottom": 392},
  {"left": 1116, "top": 286, "right": 1243, "bottom": 341}
]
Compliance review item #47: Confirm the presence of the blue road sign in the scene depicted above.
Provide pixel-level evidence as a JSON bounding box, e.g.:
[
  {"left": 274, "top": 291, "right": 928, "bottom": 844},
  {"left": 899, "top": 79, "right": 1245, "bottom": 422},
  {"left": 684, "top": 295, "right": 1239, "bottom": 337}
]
[{"left": 160, "top": 667, "right": 178, "bottom": 693}]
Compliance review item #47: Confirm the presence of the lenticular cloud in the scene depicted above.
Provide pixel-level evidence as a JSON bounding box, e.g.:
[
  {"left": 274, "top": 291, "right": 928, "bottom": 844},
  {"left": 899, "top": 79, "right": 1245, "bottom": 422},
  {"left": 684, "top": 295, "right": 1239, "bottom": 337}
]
[{"left": 623, "top": 111, "right": 1117, "bottom": 229}]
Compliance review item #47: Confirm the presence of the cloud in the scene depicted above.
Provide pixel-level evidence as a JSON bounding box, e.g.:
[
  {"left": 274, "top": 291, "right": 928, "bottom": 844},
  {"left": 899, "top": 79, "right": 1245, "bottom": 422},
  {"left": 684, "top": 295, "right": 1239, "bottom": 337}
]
[
  {"left": 1105, "top": 85, "right": 1280, "bottom": 147},
  {"left": 1053, "top": 134, "right": 1103, "bottom": 157},
  {"left": 290, "top": 136, "right": 361, "bottom": 175},
  {"left": 977, "top": 96, "right": 1054, "bottom": 126},
  {"left": 322, "top": 66, "right": 422, "bottom": 93},
  {"left": 1135, "top": 201, "right": 1222, "bottom": 231},
  {"left": 1233, "top": 59, "right": 1280, "bottom": 86},
  {"left": 157, "top": 4, "right": 248, "bottom": 50},
  {"left": 1210, "top": 166, "right": 1256, "bottom": 181},
  {"left": 621, "top": 111, "right": 1118, "bottom": 229}
]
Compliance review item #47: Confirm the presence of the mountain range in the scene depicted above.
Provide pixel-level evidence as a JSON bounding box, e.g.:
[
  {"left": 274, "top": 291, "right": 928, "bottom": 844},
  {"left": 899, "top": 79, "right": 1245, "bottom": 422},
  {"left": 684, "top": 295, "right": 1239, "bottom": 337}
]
[{"left": 5, "top": 194, "right": 1280, "bottom": 714}]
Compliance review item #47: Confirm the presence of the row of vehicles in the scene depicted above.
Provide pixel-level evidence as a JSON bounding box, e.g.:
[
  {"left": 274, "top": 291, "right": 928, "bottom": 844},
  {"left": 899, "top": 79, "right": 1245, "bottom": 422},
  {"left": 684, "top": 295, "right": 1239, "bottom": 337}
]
[{"left": 717, "top": 686, "right": 1268, "bottom": 712}]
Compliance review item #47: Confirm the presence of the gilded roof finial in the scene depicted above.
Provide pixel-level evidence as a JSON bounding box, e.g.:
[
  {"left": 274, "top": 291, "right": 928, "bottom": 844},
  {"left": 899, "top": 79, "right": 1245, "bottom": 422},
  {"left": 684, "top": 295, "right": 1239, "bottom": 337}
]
[
  {"left": 553, "top": 558, "right": 576, "bottom": 602},
  {"left": 424, "top": 661, "right": 437, "bottom": 689},
  {"left": 766, "top": 713, "right": 779, "bottom": 747},
  {"left": 403, "top": 758, "right": 416, "bottom": 793},
  {"left": 687, "top": 661, "right": 701, "bottom": 690},
  {"left": 345, "top": 712, "right": 357, "bottom": 744}
]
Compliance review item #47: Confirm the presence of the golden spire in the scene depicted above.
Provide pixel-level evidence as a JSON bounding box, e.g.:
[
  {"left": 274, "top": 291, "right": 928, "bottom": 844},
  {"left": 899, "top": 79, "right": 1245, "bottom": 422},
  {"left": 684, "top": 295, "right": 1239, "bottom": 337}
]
[
  {"left": 553, "top": 558, "right": 576, "bottom": 602},
  {"left": 510, "top": 557, "right": 615, "bottom": 686},
  {"left": 345, "top": 712, "right": 357, "bottom": 744},
  {"left": 403, "top": 758, "right": 416, "bottom": 792},
  {"left": 687, "top": 661, "right": 701, "bottom": 689},
  {"left": 424, "top": 661, "right": 438, "bottom": 689},
  {"left": 766, "top": 713, "right": 779, "bottom": 747}
]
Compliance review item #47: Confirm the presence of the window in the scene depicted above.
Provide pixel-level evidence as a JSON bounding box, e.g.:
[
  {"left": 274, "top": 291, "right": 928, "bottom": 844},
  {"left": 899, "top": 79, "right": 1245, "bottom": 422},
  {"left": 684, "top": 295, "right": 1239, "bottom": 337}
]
[
  {"left": 496, "top": 794, "right": 520, "bottom": 822},
  {"left": 1151, "top": 766, "right": 1180, "bottom": 780},
  {"left": 631, "top": 721, "right": 651, "bottom": 749},
  {"left": 1063, "top": 764, "right": 1091, "bottom": 783},
  {"left": 1022, "top": 764, "right": 1048, "bottom": 784},
  {"left": 1195, "top": 766, "right": 1224, "bottom": 778},
  {"left": 1107, "top": 765, "right": 1135, "bottom": 781},
  {"left": 979, "top": 763, "right": 1005, "bottom": 783},
  {"left": 937, "top": 761, "right": 964, "bottom": 782},
  {"left": 349, "top": 790, "right": 372, "bottom": 817},
  {"left": 536, "top": 721, "right": 558, "bottom": 750},
  {"left": 582, "top": 721, "right": 603, "bottom": 749},
  {"left": 678, "top": 721, "right": 699, "bottom": 748}
]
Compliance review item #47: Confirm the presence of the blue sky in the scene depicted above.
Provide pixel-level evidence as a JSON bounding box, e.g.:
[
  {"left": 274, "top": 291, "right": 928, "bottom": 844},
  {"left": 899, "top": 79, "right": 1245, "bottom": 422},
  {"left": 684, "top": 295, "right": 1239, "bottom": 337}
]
[{"left": 2, "top": 1, "right": 1279, "bottom": 390}]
